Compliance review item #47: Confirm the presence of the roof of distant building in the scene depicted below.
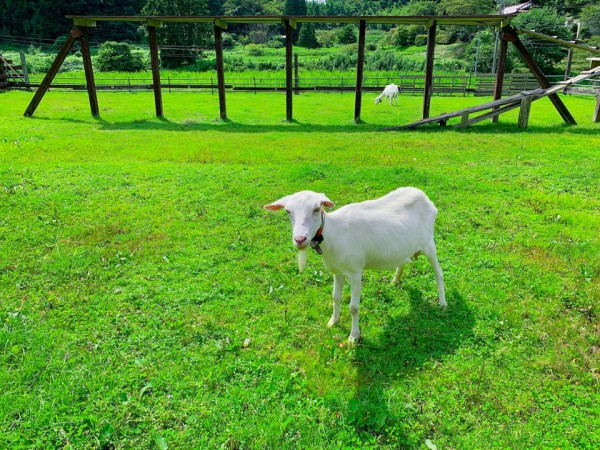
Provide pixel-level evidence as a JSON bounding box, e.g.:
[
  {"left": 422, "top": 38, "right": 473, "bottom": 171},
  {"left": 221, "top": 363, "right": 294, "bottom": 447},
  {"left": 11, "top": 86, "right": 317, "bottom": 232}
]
[{"left": 502, "top": 1, "right": 533, "bottom": 15}]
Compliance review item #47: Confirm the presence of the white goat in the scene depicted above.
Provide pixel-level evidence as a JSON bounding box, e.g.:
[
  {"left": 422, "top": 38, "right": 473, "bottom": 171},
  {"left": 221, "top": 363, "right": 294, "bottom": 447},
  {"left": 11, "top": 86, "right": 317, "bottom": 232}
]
[
  {"left": 264, "top": 188, "right": 446, "bottom": 343},
  {"left": 375, "top": 83, "right": 399, "bottom": 105}
]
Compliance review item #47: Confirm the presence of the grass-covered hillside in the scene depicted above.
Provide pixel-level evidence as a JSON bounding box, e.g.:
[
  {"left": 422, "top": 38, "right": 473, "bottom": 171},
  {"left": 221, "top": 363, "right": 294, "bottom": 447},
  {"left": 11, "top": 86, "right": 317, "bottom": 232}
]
[{"left": 1, "top": 90, "right": 599, "bottom": 448}]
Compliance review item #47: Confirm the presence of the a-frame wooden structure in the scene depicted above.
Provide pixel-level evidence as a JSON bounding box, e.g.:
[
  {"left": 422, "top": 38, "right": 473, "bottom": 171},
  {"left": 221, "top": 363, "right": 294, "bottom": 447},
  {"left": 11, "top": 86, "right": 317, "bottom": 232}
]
[
  {"left": 23, "top": 15, "right": 598, "bottom": 128},
  {"left": 23, "top": 14, "right": 511, "bottom": 122}
]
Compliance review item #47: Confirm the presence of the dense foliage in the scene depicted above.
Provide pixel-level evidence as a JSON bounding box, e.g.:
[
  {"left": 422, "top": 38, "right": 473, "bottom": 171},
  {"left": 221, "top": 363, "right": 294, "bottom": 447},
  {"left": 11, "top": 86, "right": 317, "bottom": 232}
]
[
  {"left": 95, "top": 41, "right": 145, "bottom": 72},
  {"left": 0, "top": 0, "right": 598, "bottom": 71}
]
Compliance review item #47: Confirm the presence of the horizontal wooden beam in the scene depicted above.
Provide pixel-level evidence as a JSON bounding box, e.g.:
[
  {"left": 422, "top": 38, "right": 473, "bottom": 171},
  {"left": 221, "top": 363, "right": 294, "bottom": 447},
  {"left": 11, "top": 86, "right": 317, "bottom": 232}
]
[
  {"left": 516, "top": 29, "right": 600, "bottom": 54},
  {"left": 214, "top": 19, "right": 227, "bottom": 30},
  {"left": 73, "top": 18, "right": 96, "bottom": 27},
  {"left": 281, "top": 18, "right": 297, "bottom": 29},
  {"left": 147, "top": 19, "right": 163, "bottom": 28},
  {"left": 65, "top": 14, "right": 512, "bottom": 27}
]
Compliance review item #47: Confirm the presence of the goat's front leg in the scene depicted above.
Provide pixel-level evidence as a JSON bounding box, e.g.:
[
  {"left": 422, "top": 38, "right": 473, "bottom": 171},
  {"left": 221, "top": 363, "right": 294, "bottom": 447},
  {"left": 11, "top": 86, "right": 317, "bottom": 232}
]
[
  {"left": 328, "top": 274, "right": 344, "bottom": 328},
  {"left": 348, "top": 273, "right": 362, "bottom": 343}
]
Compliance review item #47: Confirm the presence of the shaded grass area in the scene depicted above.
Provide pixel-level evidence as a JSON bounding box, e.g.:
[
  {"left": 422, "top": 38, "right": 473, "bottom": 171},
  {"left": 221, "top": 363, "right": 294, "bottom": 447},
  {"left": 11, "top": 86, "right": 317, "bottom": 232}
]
[{"left": 1, "top": 90, "right": 599, "bottom": 448}]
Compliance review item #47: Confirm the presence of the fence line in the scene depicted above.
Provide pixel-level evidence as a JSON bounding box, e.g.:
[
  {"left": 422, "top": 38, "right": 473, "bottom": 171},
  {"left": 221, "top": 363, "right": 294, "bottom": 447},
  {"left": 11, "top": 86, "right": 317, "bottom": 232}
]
[{"left": 12, "top": 73, "right": 600, "bottom": 96}]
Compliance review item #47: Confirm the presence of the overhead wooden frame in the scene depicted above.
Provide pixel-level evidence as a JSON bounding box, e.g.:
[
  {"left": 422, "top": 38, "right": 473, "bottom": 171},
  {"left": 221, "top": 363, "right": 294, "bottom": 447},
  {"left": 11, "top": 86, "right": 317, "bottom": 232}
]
[{"left": 26, "top": 14, "right": 519, "bottom": 122}]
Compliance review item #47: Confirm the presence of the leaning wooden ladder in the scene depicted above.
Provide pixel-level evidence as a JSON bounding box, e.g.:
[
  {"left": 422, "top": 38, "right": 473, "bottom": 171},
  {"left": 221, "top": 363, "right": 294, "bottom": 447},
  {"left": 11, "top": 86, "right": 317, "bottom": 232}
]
[{"left": 390, "top": 65, "right": 600, "bottom": 130}]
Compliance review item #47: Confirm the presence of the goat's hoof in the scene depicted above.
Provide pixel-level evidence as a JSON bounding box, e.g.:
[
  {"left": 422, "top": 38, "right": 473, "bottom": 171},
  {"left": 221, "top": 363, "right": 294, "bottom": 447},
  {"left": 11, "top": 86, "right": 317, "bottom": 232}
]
[
  {"left": 439, "top": 300, "right": 448, "bottom": 307},
  {"left": 327, "top": 317, "right": 340, "bottom": 328},
  {"left": 348, "top": 335, "right": 360, "bottom": 345}
]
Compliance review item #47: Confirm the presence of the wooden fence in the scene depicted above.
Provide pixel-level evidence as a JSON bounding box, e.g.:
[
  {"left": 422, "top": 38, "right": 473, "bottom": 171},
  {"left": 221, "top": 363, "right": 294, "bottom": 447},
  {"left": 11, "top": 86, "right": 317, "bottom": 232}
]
[{"left": 15, "top": 73, "right": 598, "bottom": 96}]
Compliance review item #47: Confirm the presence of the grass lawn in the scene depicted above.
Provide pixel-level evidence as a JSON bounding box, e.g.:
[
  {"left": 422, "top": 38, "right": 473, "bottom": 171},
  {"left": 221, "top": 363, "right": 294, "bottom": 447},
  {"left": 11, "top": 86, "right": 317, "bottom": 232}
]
[{"left": 1, "top": 89, "right": 599, "bottom": 448}]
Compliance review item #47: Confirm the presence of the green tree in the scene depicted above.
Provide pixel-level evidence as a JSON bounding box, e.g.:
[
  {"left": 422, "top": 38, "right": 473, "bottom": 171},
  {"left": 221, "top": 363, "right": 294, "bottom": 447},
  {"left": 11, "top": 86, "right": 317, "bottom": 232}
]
[
  {"left": 284, "top": 0, "right": 307, "bottom": 43},
  {"left": 437, "top": 0, "right": 495, "bottom": 42},
  {"left": 337, "top": 24, "right": 357, "bottom": 45},
  {"left": 298, "top": 23, "right": 319, "bottom": 48},
  {"left": 581, "top": 5, "right": 600, "bottom": 35},
  {"left": 142, "top": 0, "right": 209, "bottom": 68},
  {"left": 511, "top": 6, "right": 573, "bottom": 74}
]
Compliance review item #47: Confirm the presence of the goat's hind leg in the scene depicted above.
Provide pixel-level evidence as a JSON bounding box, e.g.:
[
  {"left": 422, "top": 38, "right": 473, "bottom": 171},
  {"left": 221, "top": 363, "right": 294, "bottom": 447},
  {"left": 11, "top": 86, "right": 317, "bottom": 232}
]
[
  {"left": 348, "top": 273, "right": 362, "bottom": 343},
  {"left": 423, "top": 242, "right": 446, "bottom": 306}
]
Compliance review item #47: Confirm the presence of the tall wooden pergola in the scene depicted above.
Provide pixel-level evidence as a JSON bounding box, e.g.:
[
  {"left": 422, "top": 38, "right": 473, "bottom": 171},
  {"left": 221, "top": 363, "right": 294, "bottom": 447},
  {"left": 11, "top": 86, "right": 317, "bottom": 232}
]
[{"left": 23, "top": 14, "right": 579, "bottom": 126}]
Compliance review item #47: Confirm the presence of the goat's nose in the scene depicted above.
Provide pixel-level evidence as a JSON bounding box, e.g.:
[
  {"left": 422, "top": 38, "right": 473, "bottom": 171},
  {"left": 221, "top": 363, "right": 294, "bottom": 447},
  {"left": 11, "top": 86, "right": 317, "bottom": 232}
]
[{"left": 294, "top": 236, "right": 307, "bottom": 244}]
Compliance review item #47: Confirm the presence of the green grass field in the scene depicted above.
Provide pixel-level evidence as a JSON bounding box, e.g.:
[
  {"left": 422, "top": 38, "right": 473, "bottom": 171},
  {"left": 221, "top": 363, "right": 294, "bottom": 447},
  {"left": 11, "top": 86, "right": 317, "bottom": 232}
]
[{"left": 1, "top": 90, "right": 599, "bottom": 449}]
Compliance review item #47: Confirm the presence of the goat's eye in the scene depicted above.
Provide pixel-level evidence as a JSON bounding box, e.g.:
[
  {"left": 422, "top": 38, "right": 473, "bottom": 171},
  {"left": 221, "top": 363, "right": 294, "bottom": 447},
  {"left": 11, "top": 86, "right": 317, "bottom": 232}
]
[{"left": 313, "top": 208, "right": 320, "bottom": 214}]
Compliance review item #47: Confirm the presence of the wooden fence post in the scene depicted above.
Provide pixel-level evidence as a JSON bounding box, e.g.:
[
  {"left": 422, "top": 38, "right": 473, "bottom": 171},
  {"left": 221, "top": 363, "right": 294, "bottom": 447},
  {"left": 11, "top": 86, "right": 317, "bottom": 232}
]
[
  {"left": 564, "top": 48, "right": 574, "bottom": 81},
  {"left": 148, "top": 24, "right": 163, "bottom": 117},
  {"left": 285, "top": 19, "right": 293, "bottom": 121},
  {"left": 19, "top": 51, "right": 30, "bottom": 85},
  {"left": 423, "top": 20, "right": 437, "bottom": 119},
  {"left": 492, "top": 34, "right": 508, "bottom": 123},
  {"left": 518, "top": 96, "right": 532, "bottom": 128},
  {"left": 24, "top": 27, "right": 82, "bottom": 117},
  {"left": 79, "top": 27, "right": 99, "bottom": 117},
  {"left": 214, "top": 23, "right": 227, "bottom": 120},
  {"left": 354, "top": 19, "right": 366, "bottom": 123},
  {"left": 594, "top": 90, "right": 600, "bottom": 123},
  {"left": 294, "top": 53, "right": 299, "bottom": 95}
]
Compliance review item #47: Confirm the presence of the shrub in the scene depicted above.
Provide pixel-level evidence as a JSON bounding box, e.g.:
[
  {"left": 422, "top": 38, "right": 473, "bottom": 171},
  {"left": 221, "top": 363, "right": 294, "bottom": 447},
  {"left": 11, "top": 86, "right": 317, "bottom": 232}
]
[
  {"left": 337, "top": 25, "right": 357, "bottom": 45},
  {"left": 414, "top": 34, "right": 428, "bottom": 46},
  {"left": 245, "top": 44, "right": 265, "bottom": 56},
  {"left": 95, "top": 41, "right": 145, "bottom": 72},
  {"left": 266, "top": 40, "right": 284, "bottom": 49},
  {"left": 366, "top": 43, "right": 377, "bottom": 51},
  {"left": 316, "top": 29, "right": 337, "bottom": 48},
  {"left": 222, "top": 33, "right": 235, "bottom": 48}
]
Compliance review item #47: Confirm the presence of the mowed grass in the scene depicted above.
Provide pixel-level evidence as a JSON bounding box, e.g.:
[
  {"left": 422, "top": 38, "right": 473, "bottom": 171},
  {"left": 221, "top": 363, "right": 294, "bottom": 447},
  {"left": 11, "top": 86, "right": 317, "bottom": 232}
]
[{"left": 1, "top": 89, "right": 599, "bottom": 449}]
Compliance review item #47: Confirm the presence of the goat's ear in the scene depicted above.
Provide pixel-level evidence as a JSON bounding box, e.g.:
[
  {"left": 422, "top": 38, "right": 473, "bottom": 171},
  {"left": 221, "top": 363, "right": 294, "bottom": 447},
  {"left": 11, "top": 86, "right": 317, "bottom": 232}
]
[
  {"left": 264, "top": 196, "right": 289, "bottom": 211},
  {"left": 318, "top": 194, "right": 335, "bottom": 209}
]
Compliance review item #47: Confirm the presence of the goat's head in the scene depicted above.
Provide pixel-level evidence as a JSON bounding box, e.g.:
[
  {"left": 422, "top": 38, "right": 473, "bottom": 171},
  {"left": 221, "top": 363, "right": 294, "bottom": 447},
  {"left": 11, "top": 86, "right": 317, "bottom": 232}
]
[
  {"left": 264, "top": 191, "right": 334, "bottom": 250},
  {"left": 374, "top": 97, "right": 382, "bottom": 104}
]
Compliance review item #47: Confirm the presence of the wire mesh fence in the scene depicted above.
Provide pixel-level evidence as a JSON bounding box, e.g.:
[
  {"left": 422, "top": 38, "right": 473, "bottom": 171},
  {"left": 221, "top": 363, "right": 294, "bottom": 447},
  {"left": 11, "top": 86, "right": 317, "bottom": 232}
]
[{"left": 14, "top": 72, "right": 600, "bottom": 96}]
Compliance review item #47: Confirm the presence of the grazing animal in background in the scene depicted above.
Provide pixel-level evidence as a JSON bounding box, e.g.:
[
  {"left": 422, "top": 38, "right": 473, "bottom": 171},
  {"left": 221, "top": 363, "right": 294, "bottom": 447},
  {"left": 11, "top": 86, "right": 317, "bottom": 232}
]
[
  {"left": 375, "top": 83, "right": 399, "bottom": 105},
  {"left": 264, "top": 188, "right": 446, "bottom": 343}
]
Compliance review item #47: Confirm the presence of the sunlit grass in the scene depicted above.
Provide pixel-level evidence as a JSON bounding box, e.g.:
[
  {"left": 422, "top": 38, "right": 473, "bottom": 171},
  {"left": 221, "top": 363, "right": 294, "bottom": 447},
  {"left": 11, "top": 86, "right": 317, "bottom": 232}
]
[{"left": 1, "top": 90, "right": 599, "bottom": 448}]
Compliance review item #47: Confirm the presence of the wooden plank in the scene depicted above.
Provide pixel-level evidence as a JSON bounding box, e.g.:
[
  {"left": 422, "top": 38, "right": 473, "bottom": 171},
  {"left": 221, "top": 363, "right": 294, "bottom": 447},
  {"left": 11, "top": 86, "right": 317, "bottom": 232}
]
[
  {"left": 285, "top": 19, "right": 293, "bottom": 121},
  {"left": 354, "top": 19, "right": 366, "bottom": 123},
  {"left": 148, "top": 25, "right": 163, "bottom": 117},
  {"left": 518, "top": 96, "right": 532, "bottom": 128},
  {"left": 492, "top": 36, "right": 508, "bottom": 123},
  {"left": 507, "top": 27, "right": 577, "bottom": 125},
  {"left": 422, "top": 20, "right": 437, "bottom": 119},
  {"left": 214, "top": 24, "right": 227, "bottom": 120},
  {"left": 465, "top": 101, "right": 523, "bottom": 126},
  {"left": 594, "top": 91, "right": 600, "bottom": 123},
  {"left": 79, "top": 27, "right": 99, "bottom": 117},
  {"left": 24, "top": 27, "right": 82, "bottom": 117}
]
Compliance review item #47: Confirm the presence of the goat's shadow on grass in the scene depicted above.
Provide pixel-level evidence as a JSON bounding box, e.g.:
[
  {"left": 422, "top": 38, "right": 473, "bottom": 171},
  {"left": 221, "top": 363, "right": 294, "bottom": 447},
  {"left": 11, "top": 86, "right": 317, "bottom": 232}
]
[{"left": 348, "top": 288, "right": 474, "bottom": 445}]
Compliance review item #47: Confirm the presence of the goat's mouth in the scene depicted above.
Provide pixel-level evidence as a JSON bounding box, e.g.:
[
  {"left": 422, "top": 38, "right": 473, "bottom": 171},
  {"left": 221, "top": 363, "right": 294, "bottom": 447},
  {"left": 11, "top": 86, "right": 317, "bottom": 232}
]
[{"left": 294, "top": 242, "right": 310, "bottom": 250}]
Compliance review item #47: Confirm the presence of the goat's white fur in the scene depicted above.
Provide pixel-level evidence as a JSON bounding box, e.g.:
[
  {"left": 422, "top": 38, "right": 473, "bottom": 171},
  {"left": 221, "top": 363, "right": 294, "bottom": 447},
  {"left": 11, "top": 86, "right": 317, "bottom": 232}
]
[
  {"left": 264, "top": 188, "right": 446, "bottom": 343},
  {"left": 375, "top": 83, "right": 399, "bottom": 105}
]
